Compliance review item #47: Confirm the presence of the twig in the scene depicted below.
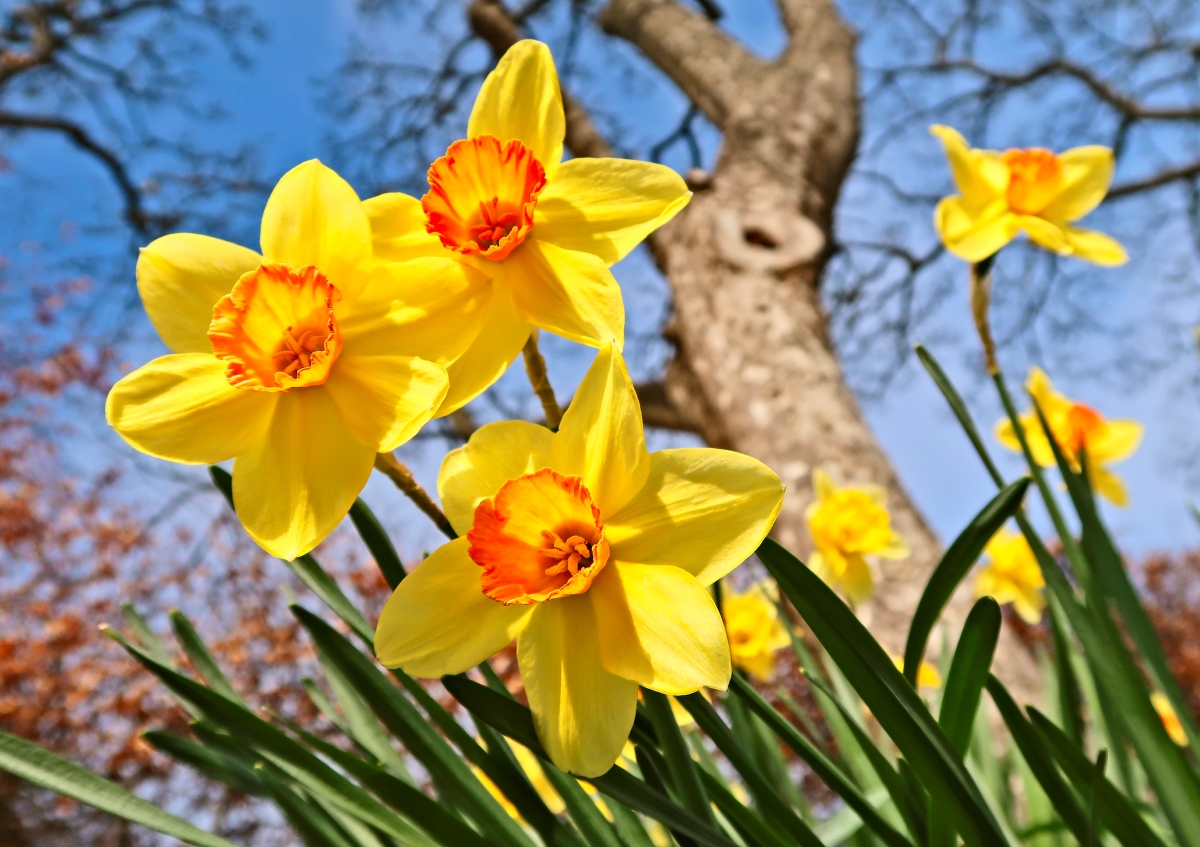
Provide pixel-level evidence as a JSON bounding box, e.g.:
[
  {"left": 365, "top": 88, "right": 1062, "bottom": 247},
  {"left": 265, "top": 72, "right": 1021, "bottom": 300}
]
[
  {"left": 373, "top": 453, "right": 456, "bottom": 540},
  {"left": 522, "top": 330, "right": 563, "bottom": 430}
]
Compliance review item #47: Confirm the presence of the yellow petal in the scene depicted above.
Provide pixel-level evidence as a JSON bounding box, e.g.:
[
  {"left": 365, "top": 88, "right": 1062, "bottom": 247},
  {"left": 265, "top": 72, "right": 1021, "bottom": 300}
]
[
  {"left": 1039, "top": 146, "right": 1113, "bottom": 223},
  {"left": 1061, "top": 225, "right": 1128, "bottom": 266},
  {"left": 340, "top": 258, "right": 493, "bottom": 365},
  {"left": 934, "top": 197, "right": 1017, "bottom": 262},
  {"left": 534, "top": 158, "right": 690, "bottom": 265},
  {"left": 469, "top": 40, "right": 565, "bottom": 179},
  {"left": 324, "top": 354, "right": 447, "bottom": 453},
  {"left": 1026, "top": 366, "right": 1055, "bottom": 406},
  {"left": 1089, "top": 464, "right": 1129, "bottom": 507},
  {"left": 590, "top": 562, "right": 730, "bottom": 694},
  {"left": 1088, "top": 420, "right": 1143, "bottom": 464},
  {"left": 363, "top": 192, "right": 446, "bottom": 264},
  {"left": 1017, "top": 215, "right": 1069, "bottom": 253},
  {"left": 518, "top": 596, "right": 638, "bottom": 777},
  {"left": 232, "top": 387, "right": 374, "bottom": 560},
  {"left": 260, "top": 160, "right": 373, "bottom": 301},
  {"left": 375, "top": 538, "right": 533, "bottom": 675},
  {"left": 605, "top": 448, "right": 784, "bottom": 586},
  {"left": 439, "top": 420, "right": 555, "bottom": 535},
  {"left": 840, "top": 554, "right": 875, "bottom": 605},
  {"left": 506, "top": 238, "right": 624, "bottom": 349},
  {"left": 106, "top": 353, "right": 273, "bottom": 464},
  {"left": 876, "top": 531, "right": 911, "bottom": 560},
  {"left": 929, "top": 125, "right": 1008, "bottom": 207},
  {"left": 553, "top": 344, "right": 650, "bottom": 518},
  {"left": 813, "top": 468, "right": 837, "bottom": 501},
  {"left": 137, "top": 234, "right": 262, "bottom": 353},
  {"left": 435, "top": 275, "right": 532, "bottom": 415}
]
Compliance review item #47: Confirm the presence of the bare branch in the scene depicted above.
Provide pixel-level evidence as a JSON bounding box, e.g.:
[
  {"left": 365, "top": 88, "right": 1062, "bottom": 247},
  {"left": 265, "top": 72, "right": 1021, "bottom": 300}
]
[
  {"left": 634, "top": 381, "right": 701, "bottom": 433},
  {"left": 1108, "top": 157, "right": 1200, "bottom": 200}
]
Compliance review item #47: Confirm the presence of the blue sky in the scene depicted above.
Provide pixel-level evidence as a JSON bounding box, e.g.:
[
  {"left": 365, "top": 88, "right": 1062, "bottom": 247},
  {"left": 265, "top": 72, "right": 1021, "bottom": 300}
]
[{"left": 2, "top": 0, "right": 1196, "bottom": 564}]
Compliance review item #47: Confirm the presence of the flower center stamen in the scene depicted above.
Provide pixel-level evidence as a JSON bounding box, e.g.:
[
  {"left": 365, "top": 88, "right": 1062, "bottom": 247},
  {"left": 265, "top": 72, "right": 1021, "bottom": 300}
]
[{"left": 539, "top": 530, "right": 598, "bottom": 577}]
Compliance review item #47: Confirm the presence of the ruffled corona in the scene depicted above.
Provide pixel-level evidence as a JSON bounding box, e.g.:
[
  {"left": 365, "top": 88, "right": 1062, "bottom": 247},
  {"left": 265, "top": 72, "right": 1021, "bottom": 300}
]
[
  {"left": 423, "top": 135, "right": 546, "bottom": 261},
  {"left": 209, "top": 263, "right": 342, "bottom": 391},
  {"left": 467, "top": 467, "right": 610, "bottom": 605},
  {"left": 1001, "top": 148, "right": 1062, "bottom": 215}
]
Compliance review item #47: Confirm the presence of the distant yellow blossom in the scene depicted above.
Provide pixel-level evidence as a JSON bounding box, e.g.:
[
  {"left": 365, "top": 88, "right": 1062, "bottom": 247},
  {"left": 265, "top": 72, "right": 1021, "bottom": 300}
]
[
  {"left": 995, "top": 367, "right": 1142, "bottom": 506},
  {"left": 892, "top": 656, "right": 942, "bottom": 689},
  {"left": 723, "top": 583, "right": 791, "bottom": 682},
  {"left": 806, "top": 469, "right": 909, "bottom": 604},
  {"left": 975, "top": 526, "right": 1045, "bottom": 624},
  {"left": 930, "top": 125, "right": 1126, "bottom": 266},
  {"left": 1152, "top": 693, "right": 1188, "bottom": 747}
]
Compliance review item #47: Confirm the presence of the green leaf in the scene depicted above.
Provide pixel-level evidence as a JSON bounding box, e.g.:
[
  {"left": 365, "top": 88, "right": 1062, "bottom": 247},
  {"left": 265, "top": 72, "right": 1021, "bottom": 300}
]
[
  {"left": 914, "top": 345, "right": 1006, "bottom": 487},
  {"left": 758, "top": 538, "right": 1010, "bottom": 847},
  {"left": 938, "top": 598, "right": 1001, "bottom": 757},
  {"left": 607, "top": 799, "right": 658, "bottom": 847},
  {"left": 441, "top": 674, "right": 737, "bottom": 847},
  {"left": 539, "top": 763, "right": 624, "bottom": 847},
  {"left": 121, "top": 602, "right": 174, "bottom": 668},
  {"left": 1029, "top": 709, "right": 1173, "bottom": 847},
  {"left": 170, "top": 610, "right": 245, "bottom": 706},
  {"left": 350, "top": 498, "right": 406, "bottom": 589},
  {"left": 143, "top": 729, "right": 265, "bottom": 796},
  {"left": 257, "top": 765, "right": 363, "bottom": 847},
  {"left": 902, "top": 479, "right": 1028, "bottom": 688},
  {"left": 641, "top": 689, "right": 715, "bottom": 827},
  {"left": 728, "top": 675, "right": 913, "bottom": 847},
  {"left": 677, "top": 691, "right": 823, "bottom": 847},
  {"left": 0, "top": 730, "right": 237, "bottom": 847},
  {"left": 696, "top": 767, "right": 792, "bottom": 847},
  {"left": 986, "top": 676, "right": 1089, "bottom": 844}
]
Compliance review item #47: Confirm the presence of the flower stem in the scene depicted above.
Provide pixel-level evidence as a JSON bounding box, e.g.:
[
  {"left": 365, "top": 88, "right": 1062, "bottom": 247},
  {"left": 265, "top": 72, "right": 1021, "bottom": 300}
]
[
  {"left": 970, "top": 256, "right": 998, "bottom": 375},
  {"left": 522, "top": 329, "right": 563, "bottom": 430},
  {"left": 373, "top": 452, "right": 456, "bottom": 540}
]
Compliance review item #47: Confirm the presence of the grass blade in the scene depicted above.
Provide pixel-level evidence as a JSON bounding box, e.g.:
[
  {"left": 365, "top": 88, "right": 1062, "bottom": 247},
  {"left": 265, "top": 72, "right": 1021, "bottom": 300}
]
[
  {"left": 938, "top": 598, "right": 1001, "bottom": 757},
  {"left": 349, "top": 498, "right": 406, "bottom": 590},
  {"left": 642, "top": 689, "right": 716, "bottom": 827},
  {"left": 169, "top": 610, "right": 245, "bottom": 706}
]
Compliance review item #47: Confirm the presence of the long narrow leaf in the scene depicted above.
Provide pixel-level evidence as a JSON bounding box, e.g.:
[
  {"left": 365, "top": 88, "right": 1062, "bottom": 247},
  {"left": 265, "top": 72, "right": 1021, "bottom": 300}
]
[
  {"left": 170, "top": 610, "right": 245, "bottom": 706},
  {"left": 938, "top": 598, "right": 1001, "bottom": 757},
  {"left": 642, "top": 689, "right": 716, "bottom": 827},
  {"left": 349, "top": 498, "right": 406, "bottom": 589}
]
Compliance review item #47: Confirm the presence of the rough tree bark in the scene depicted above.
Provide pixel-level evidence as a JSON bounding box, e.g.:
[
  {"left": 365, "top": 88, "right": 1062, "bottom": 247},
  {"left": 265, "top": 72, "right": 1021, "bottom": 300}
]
[{"left": 470, "top": 0, "right": 1039, "bottom": 698}]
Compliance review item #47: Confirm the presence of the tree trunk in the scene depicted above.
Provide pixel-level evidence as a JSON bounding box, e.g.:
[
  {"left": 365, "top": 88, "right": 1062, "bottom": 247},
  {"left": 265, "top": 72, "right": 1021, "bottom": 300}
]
[{"left": 471, "top": 0, "right": 1040, "bottom": 699}]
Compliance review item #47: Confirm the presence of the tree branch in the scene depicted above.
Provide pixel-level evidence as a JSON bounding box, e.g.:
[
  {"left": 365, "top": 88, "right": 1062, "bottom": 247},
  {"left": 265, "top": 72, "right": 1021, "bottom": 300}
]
[
  {"left": 597, "top": 0, "right": 764, "bottom": 129},
  {"left": 634, "top": 381, "right": 701, "bottom": 433},
  {"left": 1107, "top": 157, "right": 1200, "bottom": 200}
]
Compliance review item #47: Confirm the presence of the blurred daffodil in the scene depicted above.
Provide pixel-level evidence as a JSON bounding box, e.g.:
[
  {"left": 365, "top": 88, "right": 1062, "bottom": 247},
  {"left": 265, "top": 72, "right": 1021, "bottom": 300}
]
[
  {"left": 375, "top": 345, "right": 783, "bottom": 777},
  {"left": 474, "top": 738, "right": 566, "bottom": 821},
  {"left": 892, "top": 656, "right": 942, "bottom": 689},
  {"left": 975, "top": 526, "right": 1045, "bottom": 624},
  {"left": 106, "top": 160, "right": 490, "bottom": 560},
  {"left": 1152, "top": 692, "right": 1188, "bottom": 746},
  {"left": 723, "top": 582, "right": 790, "bottom": 682},
  {"left": 364, "top": 39, "right": 691, "bottom": 414},
  {"left": 995, "top": 367, "right": 1142, "bottom": 506},
  {"left": 930, "top": 125, "right": 1126, "bottom": 266},
  {"left": 806, "top": 469, "right": 909, "bottom": 605}
]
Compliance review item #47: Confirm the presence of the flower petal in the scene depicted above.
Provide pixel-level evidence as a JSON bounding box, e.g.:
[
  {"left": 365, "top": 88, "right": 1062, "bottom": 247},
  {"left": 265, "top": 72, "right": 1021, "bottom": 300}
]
[
  {"left": 438, "top": 275, "right": 533, "bottom": 415},
  {"left": 506, "top": 239, "right": 624, "bottom": 348},
  {"left": 1061, "top": 225, "right": 1128, "bottom": 266},
  {"left": 934, "top": 197, "right": 1017, "bottom": 262},
  {"left": 1089, "top": 420, "right": 1143, "bottom": 464},
  {"left": 534, "top": 159, "right": 690, "bottom": 265},
  {"left": 605, "top": 447, "right": 784, "bottom": 586},
  {"left": 590, "top": 562, "right": 730, "bottom": 695},
  {"left": 518, "top": 596, "right": 638, "bottom": 777},
  {"left": 324, "top": 354, "right": 448, "bottom": 453},
  {"left": 106, "top": 353, "right": 273, "bottom": 464},
  {"left": 439, "top": 420, "right": 555, "bottom": 536},
  {"left": 137, "top": 234, "right": 263, "bottom": 353},
  {"left": 233, "top": 387, "right": 374, "bottom": 560},
  {"left": 929, "top": 125, "right": 1008, "bottom": 208},
  {"left": 1090, "top": 463, "right": 1130, "bottom": 507},
  {"left": 1040, "top": 146, "right": 1113, "bottom": 223},
  {"left": 260, "top": 160, "right": 373, "bottom": 301},
  {"left": 469, "top": 40, "right": 565, "bottom": 179},
  {"left": 340, "top": 258, "right": 493, "bottom": 365},
  {"left": 553, "top": 344, "right": 650, "bottom": 518},
  {"left": 1016, "top": 215, "right": 1069, "bottom": 253},
  {"left": 375, "top": 538, "right": 533, "bottom": 676},
  {"left": 363, "top": 192, "right": 447, "bottom": 264}
]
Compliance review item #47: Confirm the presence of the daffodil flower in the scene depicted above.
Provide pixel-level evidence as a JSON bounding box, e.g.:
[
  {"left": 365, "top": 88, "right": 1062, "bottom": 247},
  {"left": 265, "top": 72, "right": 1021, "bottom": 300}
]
[
  {"left": 805, "top": 469, "right": 909, "bottom": 605},
  {"left": 723, "top": 582, "right": 791, "bottom": 682},
  {"left": 106, "top": 160, "right": 491, "bottom": 560},
  {"left": 364, "top": 40, "right": 691, "bottom": 414},
  {"left": 891, "top": 656, "right": 942, "bottom": 689},
  {"left": 375, "top": 345, "right": 783, "bottom": 777},
  {"left": 995, "top": 367, "right": 1142, "bottom": 506},
  {"left": 930, "top": 125, "right": 1127, "bottom": 266},
  {"left": 1151, "top": 692, "right": 1188, "bottom": 746},
  {"left": 975, "top": 526, "right": 1045, "bottom": 624}
]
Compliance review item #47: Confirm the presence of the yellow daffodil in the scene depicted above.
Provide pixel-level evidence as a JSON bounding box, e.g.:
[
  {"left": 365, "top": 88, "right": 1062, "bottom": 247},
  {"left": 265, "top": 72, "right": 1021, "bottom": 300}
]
[
  {"left": 975, "top": 526, "right": 1045, "bottom": 624},
  {"left": 106, "top": 160, "right": 490, "bottom": 559},
  {"left": 891, "top": 656, "right": 942, "bottom": 689},
  {"left": 1151, "top": 692, "right": 1188, "bottom": 746},
  {"left": 806, "top": 469, "right": 909, "bottom": 605},
  {"left": 375, "top": 345, "right": 783, "bottom": 776},
  {"left": 995, "top": 367, "right": 1142, "bottom": 506},
  {"left": 723, "top": 582, "right": 790, "bottom": 682},
  {"left": 930, "top": 125, "right": 1126, "bottom": 266},
  {"left": 363, "top": 40, "right": 691, "bottom": 414}
]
